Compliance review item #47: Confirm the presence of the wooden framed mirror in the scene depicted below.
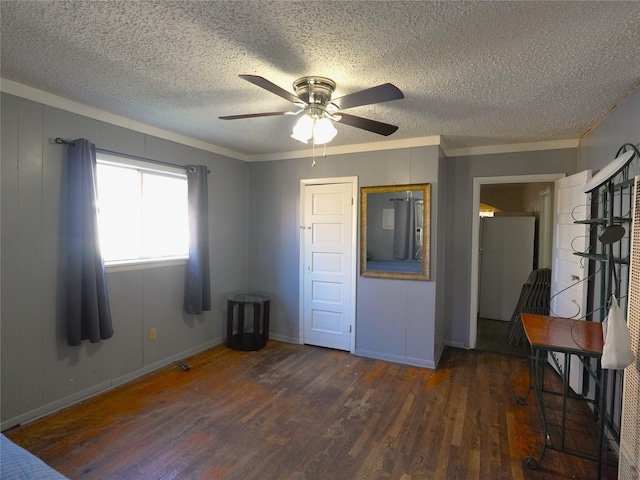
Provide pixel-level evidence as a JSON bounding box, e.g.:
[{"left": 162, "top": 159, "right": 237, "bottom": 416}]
[{"left": 360, "top": 183, "right": 430, "bottom": 280}]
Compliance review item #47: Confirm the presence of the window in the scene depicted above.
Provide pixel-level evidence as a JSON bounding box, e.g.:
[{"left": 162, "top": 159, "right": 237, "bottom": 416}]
[{"left": 96, "top": 153, "right": 189, "bottom": 264}]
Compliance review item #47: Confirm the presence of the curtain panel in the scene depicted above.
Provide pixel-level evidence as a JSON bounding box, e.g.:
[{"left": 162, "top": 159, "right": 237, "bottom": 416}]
[
  {"left": 392, "top": 199, "right": 417, "bottom": 260},
  {"left": 185, "top": 165, "right": 211, "bottom": 314},
  {"left": 64, "top": 139, "right": 114, "bottom": 346}
]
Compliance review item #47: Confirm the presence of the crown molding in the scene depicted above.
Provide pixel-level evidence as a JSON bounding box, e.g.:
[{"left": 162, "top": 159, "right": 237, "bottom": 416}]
[
  {"left": 443, "top": 138, "right": 579, "bottom": 157},
  {"left": 2, "top": 78, "right": 580, "bottom": 162},
  {"left": 247, "top": 136, "right": 442, "bottom": 162},
  {"left": 0, "top": 78, "right": 248, "bottom": 162}
]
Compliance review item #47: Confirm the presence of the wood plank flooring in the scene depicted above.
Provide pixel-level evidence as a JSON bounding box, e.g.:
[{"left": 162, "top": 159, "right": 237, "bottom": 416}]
[{"left": 4, "top": 342, "right": 617, "bottom": 480}]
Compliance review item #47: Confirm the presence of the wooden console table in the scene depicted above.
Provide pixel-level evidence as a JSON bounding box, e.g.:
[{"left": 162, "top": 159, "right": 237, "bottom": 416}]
[{"left": 519, "top": 313, "right": 608, "bottom": 479}]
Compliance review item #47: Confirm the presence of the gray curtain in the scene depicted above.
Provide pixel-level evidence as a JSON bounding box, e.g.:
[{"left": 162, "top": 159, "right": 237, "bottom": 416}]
[
  {"left": 64, "top": 139, "right": 114, "bottom": 346},
  {"left": 393, "top": 199, "right": 417, "bottom": 260},
  {"left": 185, "top": 165, "right": 211, "bottom": 314}
]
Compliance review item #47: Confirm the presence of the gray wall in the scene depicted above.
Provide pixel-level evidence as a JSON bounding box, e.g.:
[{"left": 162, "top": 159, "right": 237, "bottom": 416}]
[
  {"left": 434, "top": 150, "right": 448, "bottom": 355},
  {"left": 579, "top": 88, "right": 640, "bottom": 172},
  {"left": 3, "top": 85, "right": 636, "bottom": 429},
  {"left": 443, "top": 149, "right": 579, "bottom": 347},
  {"left": 247, "top": 146, "right": 444, "bottom": 368},
  {"left": 1, "top": 93, "right": 248, "bottom": 429}
]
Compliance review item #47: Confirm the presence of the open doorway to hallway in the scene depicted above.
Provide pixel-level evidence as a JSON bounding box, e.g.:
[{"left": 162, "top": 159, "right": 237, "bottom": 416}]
[{"left": 475, "top": 182, "right": 553, "bottom": 357}]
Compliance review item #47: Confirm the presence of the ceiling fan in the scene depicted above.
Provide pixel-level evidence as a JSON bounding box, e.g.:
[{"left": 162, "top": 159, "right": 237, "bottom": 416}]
[{"left": 219, "top": 75, "right": 404, "bottom": 144}]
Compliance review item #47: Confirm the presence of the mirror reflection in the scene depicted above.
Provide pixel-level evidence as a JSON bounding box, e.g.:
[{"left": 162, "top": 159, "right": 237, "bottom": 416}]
[{"left": 360, "top": 184, "right": 430, "bottom": 280}]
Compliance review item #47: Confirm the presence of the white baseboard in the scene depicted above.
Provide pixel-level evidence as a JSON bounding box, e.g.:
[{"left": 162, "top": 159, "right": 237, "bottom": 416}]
[
  {"left": 1, "top": 338, "right": 222, "bottom": 431},
  {"left": 433, "top": 341, "right": 445, "bottom": 367},
  {"left": 354, "top": 349, "right": 438, "bottom": 369},
  {"left": 268, "top": 333, "right": 301, "bottom": 344},
  {"left": 444, "top": 340, "right": 469, "bottom": 350}
]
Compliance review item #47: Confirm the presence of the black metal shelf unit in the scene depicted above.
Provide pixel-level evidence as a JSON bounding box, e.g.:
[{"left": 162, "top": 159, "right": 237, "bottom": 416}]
[{"left": 578, "top": 143, "right": 639, "bottom": 450}]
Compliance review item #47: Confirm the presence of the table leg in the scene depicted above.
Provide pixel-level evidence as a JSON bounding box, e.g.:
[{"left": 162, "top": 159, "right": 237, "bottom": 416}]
[
  {"left": 226, "top": 301, "right": 234, "bottom": 347},
  {"left": 561, "top": 352, "right": 570, "bottom": 450},
  {"left": 253, "top": 302, "right": 260, "bottom": 350},
  {"left": 263, "top": 300, "right": 270, "bottom": 346},
  {"left": 596, "top": 368, "right": 608, "bottom": 480},
  {"left": 238, "top": 304, "right": 245, "bottom": 337},
  {"left": 526, "top": 347, "right": 548, "bottom": 470},
  {"left": 517, "top": 346, "right": 535, "bottom": 405}
]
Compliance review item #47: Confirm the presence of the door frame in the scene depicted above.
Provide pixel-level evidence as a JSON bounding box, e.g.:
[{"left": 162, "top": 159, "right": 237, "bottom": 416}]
[
  {"left": 538, "top": 187, "right": 554, "bottom": 269},
  {"left": 299, "top": 176, "right": 358, "bottom": 353},
  {"left": 469, "top": 173, "right": 565, "bottom": 349}
]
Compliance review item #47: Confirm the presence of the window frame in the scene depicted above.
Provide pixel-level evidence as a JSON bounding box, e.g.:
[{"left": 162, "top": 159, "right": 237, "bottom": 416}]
[{"left": 95, "top": 152, "right": 189, "bottom": 269}]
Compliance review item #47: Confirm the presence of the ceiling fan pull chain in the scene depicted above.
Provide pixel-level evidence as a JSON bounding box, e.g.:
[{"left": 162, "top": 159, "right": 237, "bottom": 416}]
[{"left": 312, "top": 137, "right": 316, "bottom": 167}]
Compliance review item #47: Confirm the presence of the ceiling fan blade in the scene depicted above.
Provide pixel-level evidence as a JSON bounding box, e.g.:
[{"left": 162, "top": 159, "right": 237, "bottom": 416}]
[
  {"left": 239, "top": 74, "right": 303, "bottom": 105},
  {"left": 219, "top": 111, "right": 295, "bottom": 120},
  {"left": 331, "top": 83, "right": 404, "bottom": 110},
  {"left": 336, "top": 113, "right": 399, "bottom": 136}
]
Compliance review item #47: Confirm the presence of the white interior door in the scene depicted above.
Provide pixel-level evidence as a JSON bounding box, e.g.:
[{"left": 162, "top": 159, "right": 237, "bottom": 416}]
[
  {"left": 550, "top": 169, "right": 592, "bottom": 394},
  {"left": 302, "top": 182, "right": 354, "bottom": 351}
]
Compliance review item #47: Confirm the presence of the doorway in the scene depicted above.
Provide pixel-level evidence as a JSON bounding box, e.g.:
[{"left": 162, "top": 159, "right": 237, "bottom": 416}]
[
  {"left": 469, "top": 174, "right": 565, "bottom": 350},
  {"left": 299, "top": 177, "right": 358, "bottom": 353}
]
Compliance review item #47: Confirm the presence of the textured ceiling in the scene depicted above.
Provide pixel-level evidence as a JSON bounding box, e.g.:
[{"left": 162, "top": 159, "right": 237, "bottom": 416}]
[{"left": 1, "top": 1, "right": 639, "bottom": 159}]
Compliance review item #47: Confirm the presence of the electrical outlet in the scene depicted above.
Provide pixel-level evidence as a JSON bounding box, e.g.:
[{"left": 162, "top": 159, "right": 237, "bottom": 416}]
[{"left": 148, "top": 328, "right": 157, "bottom": 341}]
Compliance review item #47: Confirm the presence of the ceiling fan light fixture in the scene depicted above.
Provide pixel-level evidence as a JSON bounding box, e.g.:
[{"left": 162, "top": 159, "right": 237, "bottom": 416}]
[
  {"left": 312, "top": 117, "right": 337, "bottom": 145},
  {"left": 291, "top": 114, "right": 314, "bottom": 143},
  {"left": 291, "top": 114, "right": 338, "bottom": 145}
]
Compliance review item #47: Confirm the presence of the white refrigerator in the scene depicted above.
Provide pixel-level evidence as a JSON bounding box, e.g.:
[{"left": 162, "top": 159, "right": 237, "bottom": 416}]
[{"left": 479, "top": 216, "right": 535, "bottom": 321}]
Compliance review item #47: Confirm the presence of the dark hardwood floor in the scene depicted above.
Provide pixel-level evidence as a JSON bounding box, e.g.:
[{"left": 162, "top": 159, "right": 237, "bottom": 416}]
[
  {"left": 4, "top": 342, "right": 617, "bottom": 479},
  {"left": 476, "top": 318, "right": 530, "bottom": 358}
]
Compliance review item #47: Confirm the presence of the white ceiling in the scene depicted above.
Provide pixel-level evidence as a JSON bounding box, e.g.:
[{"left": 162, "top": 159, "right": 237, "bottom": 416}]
[{"left": 1, "top": 1, "right": 639, "bottom": 160}]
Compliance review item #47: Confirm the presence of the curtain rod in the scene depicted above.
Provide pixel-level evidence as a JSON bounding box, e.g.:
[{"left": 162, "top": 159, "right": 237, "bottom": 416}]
[{"left": 53, "top": 138, "right": 210, "bottom": 174}]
